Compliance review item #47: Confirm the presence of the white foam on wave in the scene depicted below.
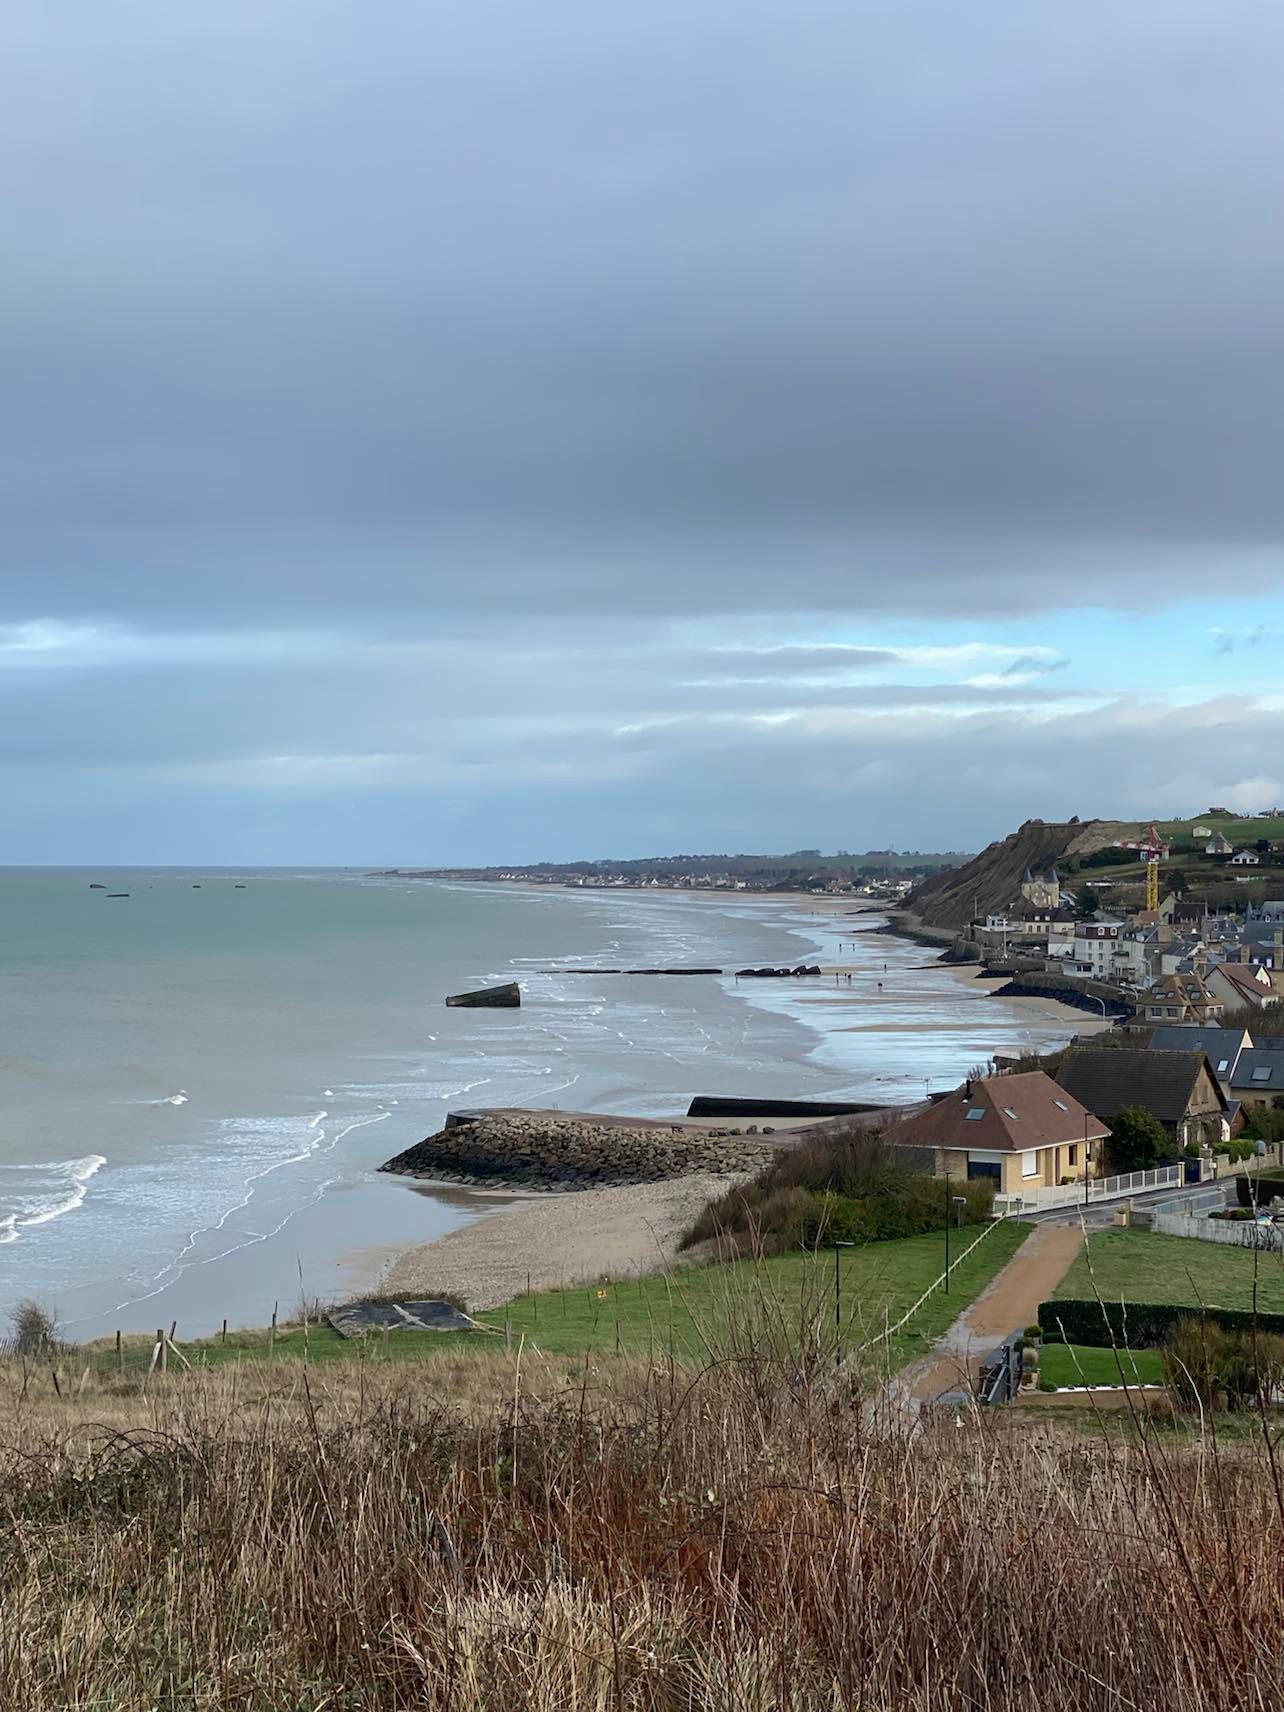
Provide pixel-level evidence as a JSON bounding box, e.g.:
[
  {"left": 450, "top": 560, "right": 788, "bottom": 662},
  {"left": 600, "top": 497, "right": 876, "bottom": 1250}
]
[
  {"left": 0, "top": 1153, "right": 107, "bottom": 1244},
  {"left": 105, "top": 1109, "right": 396, "bottom": 1313}
]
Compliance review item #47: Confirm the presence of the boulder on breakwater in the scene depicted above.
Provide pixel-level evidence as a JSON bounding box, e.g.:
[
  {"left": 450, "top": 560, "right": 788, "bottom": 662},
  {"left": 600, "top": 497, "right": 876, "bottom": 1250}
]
[
  {"left": 445, "top": 981, "right": 521, "bottom": 1009},
  {"left": 380, "top": 1113, "right": 776, "bottom": 1191}
]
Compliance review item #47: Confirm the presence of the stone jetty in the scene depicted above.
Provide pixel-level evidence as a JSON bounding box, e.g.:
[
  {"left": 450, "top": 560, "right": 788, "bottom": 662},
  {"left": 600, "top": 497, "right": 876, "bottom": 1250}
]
[{"left": 380, "top": 1112, "right": 776, "bottom": 1191}]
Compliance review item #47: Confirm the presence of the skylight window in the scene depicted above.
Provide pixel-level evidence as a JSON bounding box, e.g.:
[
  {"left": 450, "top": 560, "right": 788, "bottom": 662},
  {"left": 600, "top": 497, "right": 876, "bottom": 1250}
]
[
  {"left": 1217, "top": 1059, "right": 1230, "bottom": 1074},
  {"left": 1003, "top": 1108, "right": 1019, "bottom": 1120},
  {"left": 1252, "top": 1067, "right": 1273, "bottom": 1084},
  {"left": 1053, "top": 1098, "right": 1069, "bottom": 1112},
  {"left": 965, "top": 1108, "right": 985, "bottom": 1120}
]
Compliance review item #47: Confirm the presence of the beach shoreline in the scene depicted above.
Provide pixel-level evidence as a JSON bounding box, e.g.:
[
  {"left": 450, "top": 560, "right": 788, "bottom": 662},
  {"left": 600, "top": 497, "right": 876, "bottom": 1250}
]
[{"left": 354, "top": 890, "right": 1106, "bottom": 1314}]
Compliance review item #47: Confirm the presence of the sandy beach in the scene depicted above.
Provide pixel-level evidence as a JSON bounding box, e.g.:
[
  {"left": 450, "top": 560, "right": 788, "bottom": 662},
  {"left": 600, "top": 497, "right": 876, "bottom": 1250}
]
[{"left": 379, "top": 1172, "right": 739, "bottom": 1310}]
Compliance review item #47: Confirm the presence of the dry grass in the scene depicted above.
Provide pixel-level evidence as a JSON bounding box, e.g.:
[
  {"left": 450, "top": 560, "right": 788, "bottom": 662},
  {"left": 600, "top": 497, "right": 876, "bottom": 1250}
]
[{"left": 0, "top": 1326, "right": 1282, "bottom": 1708}]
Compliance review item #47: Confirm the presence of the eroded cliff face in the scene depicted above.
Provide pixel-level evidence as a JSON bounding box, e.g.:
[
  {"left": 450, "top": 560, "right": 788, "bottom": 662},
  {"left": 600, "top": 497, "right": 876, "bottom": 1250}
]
[{"left": 907, "top": 818, "right": 1138, "bottom": 930}]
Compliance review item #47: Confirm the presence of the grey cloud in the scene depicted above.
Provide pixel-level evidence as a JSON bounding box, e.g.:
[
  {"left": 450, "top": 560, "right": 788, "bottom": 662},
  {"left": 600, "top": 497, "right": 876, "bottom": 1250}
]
[
  {"left": 5, "top": 0, "right": 1284, "bottom": 634},
  {"left": 7, "top": 695, "right": 1281, "bottom": 865}
]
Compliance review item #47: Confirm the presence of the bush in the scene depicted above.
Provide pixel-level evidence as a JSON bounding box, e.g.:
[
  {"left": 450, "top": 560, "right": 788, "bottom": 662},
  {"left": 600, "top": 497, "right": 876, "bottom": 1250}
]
[
  {"left": 1039, "top": 1298, "right": 1284, "bottom": 1349},
  {"left": 1163, "top": 1318, "right": 1229, "bottom": 1410},
  {"left": 1105, "top": 1107, "right": 1168, "bottom": 1174},
  {"left": 5, "top": 1300, "right": 61, "bottom": 1357},
  {"left": 1163, "top": 1320, "right": 1284, "bottom": 1412},
  {"left": 680, "top": 1125, "right": 993, "bottom": 1253}
]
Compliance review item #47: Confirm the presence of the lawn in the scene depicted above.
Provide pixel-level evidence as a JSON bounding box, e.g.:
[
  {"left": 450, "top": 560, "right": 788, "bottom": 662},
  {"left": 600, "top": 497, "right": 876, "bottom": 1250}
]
[
  {"left": 1055, "top": 1228, "right": 1284, "bottom": 1316},
  {"left": 1038, "top": 1342, "right": 1165, "bottom": 1390},
  {"left": 112, "top": 1220, "right": 1030, "bottom": 1378}
]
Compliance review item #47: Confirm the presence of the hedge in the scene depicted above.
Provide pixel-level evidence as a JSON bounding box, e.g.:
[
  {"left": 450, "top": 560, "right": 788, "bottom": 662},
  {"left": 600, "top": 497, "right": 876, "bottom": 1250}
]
[{"left": 1038, "top": 1298, "right": 1284, "bottom": 1349}]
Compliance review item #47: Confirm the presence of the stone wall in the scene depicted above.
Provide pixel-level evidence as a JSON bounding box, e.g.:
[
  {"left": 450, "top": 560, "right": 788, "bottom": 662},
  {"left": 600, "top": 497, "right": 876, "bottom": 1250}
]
[
  {"left": 380, "top": 1114, "right": 777, "bottom": 1191},
  {"left": 1149, "top": 1210, "right": 1284, "bottom": 1251}
]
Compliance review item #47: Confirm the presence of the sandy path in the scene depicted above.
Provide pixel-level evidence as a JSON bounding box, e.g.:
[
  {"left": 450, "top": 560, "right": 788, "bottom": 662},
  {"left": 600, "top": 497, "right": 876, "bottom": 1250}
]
[
  {"left": 379, "top": 1173, "right": 741, "bottom": 1311},
  {"left": 890, "top": 1221, "right": 1085, "bottom": 1411}
]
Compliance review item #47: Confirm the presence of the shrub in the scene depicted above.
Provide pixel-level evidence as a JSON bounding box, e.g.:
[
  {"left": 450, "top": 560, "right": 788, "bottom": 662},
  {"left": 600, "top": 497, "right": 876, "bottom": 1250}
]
[
  {"left": 1163, "top": 1321, "right": 1284, "bottom": 1412},
  {"left": 1163, "top": 1318, "right": 1229, "bottom": 1410},
  {"left": 1105, "top": 1107, "right": 1168, "bottom": 1174},
  {"left": 6, "top": 1300, "right": 60, "bottom": 1357},
  {"left": 679, "top": 1125, "right": 993, "bottom": 1253}
]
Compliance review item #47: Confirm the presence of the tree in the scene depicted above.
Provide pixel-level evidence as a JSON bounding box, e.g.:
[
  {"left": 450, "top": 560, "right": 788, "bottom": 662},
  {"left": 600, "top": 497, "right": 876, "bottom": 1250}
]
[
  {"left": 1075, "top": 885, "right": 1100, "bottom": 919},
  {"left": 1105, "top": 1107, "right": 1168, "bottom": 1174},
  {"left": 1167, "top": 868, "right": 1189, "bottom": 897}
]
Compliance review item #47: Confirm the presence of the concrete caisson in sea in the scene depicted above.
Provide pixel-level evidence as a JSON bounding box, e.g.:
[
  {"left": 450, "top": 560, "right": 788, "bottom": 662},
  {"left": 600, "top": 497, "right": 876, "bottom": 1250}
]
[{"left": 445, "top": 981, "right": 521, "bottom": 1009}]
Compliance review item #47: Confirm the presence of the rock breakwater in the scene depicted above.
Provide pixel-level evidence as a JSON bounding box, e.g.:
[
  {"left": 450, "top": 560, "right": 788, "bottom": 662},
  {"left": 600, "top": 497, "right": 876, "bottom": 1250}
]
[{"left": 380, "top": 1114, "right": 777, "bottom": 1191}]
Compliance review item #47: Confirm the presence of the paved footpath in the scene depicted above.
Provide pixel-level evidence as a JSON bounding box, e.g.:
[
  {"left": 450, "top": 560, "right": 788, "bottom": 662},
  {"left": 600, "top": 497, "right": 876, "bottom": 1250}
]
[{"left": 884, "top": 1220, "right": 1085, "bottom": 1419}]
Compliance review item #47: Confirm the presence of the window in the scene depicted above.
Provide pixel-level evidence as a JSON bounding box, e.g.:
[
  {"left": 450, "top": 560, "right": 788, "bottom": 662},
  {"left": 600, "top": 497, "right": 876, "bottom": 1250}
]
[
  {"left": 1003, "top": 1107, "right": 1018, "bottom": 1120},
  {"left": 965, "top": 1107, "right": 985, "bottom": 1120},
  {"left": 1053, "top": 1098, "right": 1069, "bottom": 1112},
  {"left": 1217, "top": 1059, "right": 1230, "bottom": 1074},
  {"left": 1021, "top": 1150, "right": 1039, "bottom": 1178},
  {"left": 1252, "top": 1067, "right": 1273, "bottom": 1084},
  {"left": 1068, "top": 1145, "right": 1077, "bottom": 1166}
]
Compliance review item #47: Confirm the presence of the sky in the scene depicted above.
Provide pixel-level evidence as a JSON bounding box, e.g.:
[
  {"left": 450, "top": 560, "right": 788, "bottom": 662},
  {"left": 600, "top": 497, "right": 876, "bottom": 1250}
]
[{"left": 4, "top": 1, "right": 1284, "bottom": 864}]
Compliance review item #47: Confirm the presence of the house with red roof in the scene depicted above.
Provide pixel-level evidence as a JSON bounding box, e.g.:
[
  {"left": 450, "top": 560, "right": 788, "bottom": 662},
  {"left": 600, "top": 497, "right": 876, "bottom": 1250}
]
[{"left": 885, "top": 1072, "right": 1108, "bottom": 1193}]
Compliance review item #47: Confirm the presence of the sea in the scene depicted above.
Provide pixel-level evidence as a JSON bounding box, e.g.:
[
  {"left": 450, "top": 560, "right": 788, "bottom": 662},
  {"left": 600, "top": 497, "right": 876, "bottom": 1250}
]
[{"left": 1, "top": 869, "right": 1088, "bottom": 1340}]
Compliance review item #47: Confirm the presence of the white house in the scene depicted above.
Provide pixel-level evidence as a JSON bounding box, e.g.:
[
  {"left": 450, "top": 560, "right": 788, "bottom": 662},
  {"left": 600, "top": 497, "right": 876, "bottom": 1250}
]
[
  {"left": 1068, "top": 920, "right": 1121, "bottom": 979},
  {"left": 1193, "top": 825, "right": 1213, "bottom": 839},
  {"left": 1231, "top": 849, "right": 1261, "bottom": 866},
  {"left": 1206, "top": 833, "right": 1233, "bottom": 856}
]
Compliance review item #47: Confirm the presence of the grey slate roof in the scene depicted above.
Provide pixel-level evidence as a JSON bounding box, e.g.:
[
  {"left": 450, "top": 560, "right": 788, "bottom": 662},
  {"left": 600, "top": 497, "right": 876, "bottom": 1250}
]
[
  {"left": 1230, "top": 1050, "right": 1284, "bottom": 1094},
  {"left": 1147, "top": 1027, "right": 1247, "bottom": 1079},
  {"left": 1057, "top": 1049, "right": 1228, "bottom": 1125}
]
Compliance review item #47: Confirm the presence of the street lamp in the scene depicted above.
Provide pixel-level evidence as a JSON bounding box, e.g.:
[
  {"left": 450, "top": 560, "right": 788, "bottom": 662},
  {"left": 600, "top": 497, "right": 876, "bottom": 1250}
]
[
  {"left": 834, "top": 1239, "right": 855, "bottom": 1365},
  {"left": 944, "top": 1184, "right": 968, "bottom": 1291}
]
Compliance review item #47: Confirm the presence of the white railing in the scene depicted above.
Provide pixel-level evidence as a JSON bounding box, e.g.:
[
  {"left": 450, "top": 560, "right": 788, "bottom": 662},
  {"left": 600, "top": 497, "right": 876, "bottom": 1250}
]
[{"left": 993, "top": 1164, "right": 1181, "bottom": 1217}]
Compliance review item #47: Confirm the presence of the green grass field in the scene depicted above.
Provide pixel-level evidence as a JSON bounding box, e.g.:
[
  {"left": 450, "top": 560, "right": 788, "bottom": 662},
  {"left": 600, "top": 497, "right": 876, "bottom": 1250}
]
[
  {"left": 1038, "top": 1342, "right": 1165, "bottom": 1389},
  {"left": 1055, "top": 1229, "right": 1284, "bottom": 1315},
  {"left": 130, "top": 1220, "right": 1030, "bottom": 1377}
]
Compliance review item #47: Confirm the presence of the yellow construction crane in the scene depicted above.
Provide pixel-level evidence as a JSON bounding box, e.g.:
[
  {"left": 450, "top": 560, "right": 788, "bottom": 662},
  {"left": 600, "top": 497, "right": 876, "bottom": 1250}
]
[{"left": 1115, "top": 823, "right": 1170, "bottom": 913}]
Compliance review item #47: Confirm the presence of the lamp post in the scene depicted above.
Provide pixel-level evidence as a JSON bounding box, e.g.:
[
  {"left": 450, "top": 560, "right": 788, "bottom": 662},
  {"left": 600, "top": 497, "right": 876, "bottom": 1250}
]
[
  {"left": 834, "top": 1239, "right": 855, "bottom": 1365},
  {"left": 1084, "top": 1113, "right": 1092, "bottom": 1211}
]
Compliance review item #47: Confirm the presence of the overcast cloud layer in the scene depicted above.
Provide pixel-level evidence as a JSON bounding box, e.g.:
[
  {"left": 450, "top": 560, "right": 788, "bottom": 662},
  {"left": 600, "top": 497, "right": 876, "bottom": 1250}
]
[{"left": 4, "top": 1, "right": 1284, "bottom": 862}]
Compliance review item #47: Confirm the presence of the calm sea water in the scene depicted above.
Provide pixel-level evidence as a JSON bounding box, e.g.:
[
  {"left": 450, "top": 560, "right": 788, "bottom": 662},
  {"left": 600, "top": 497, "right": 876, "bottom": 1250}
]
[{"left": 1, "top": 871, "right": 1083, "bottom": 1339}]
